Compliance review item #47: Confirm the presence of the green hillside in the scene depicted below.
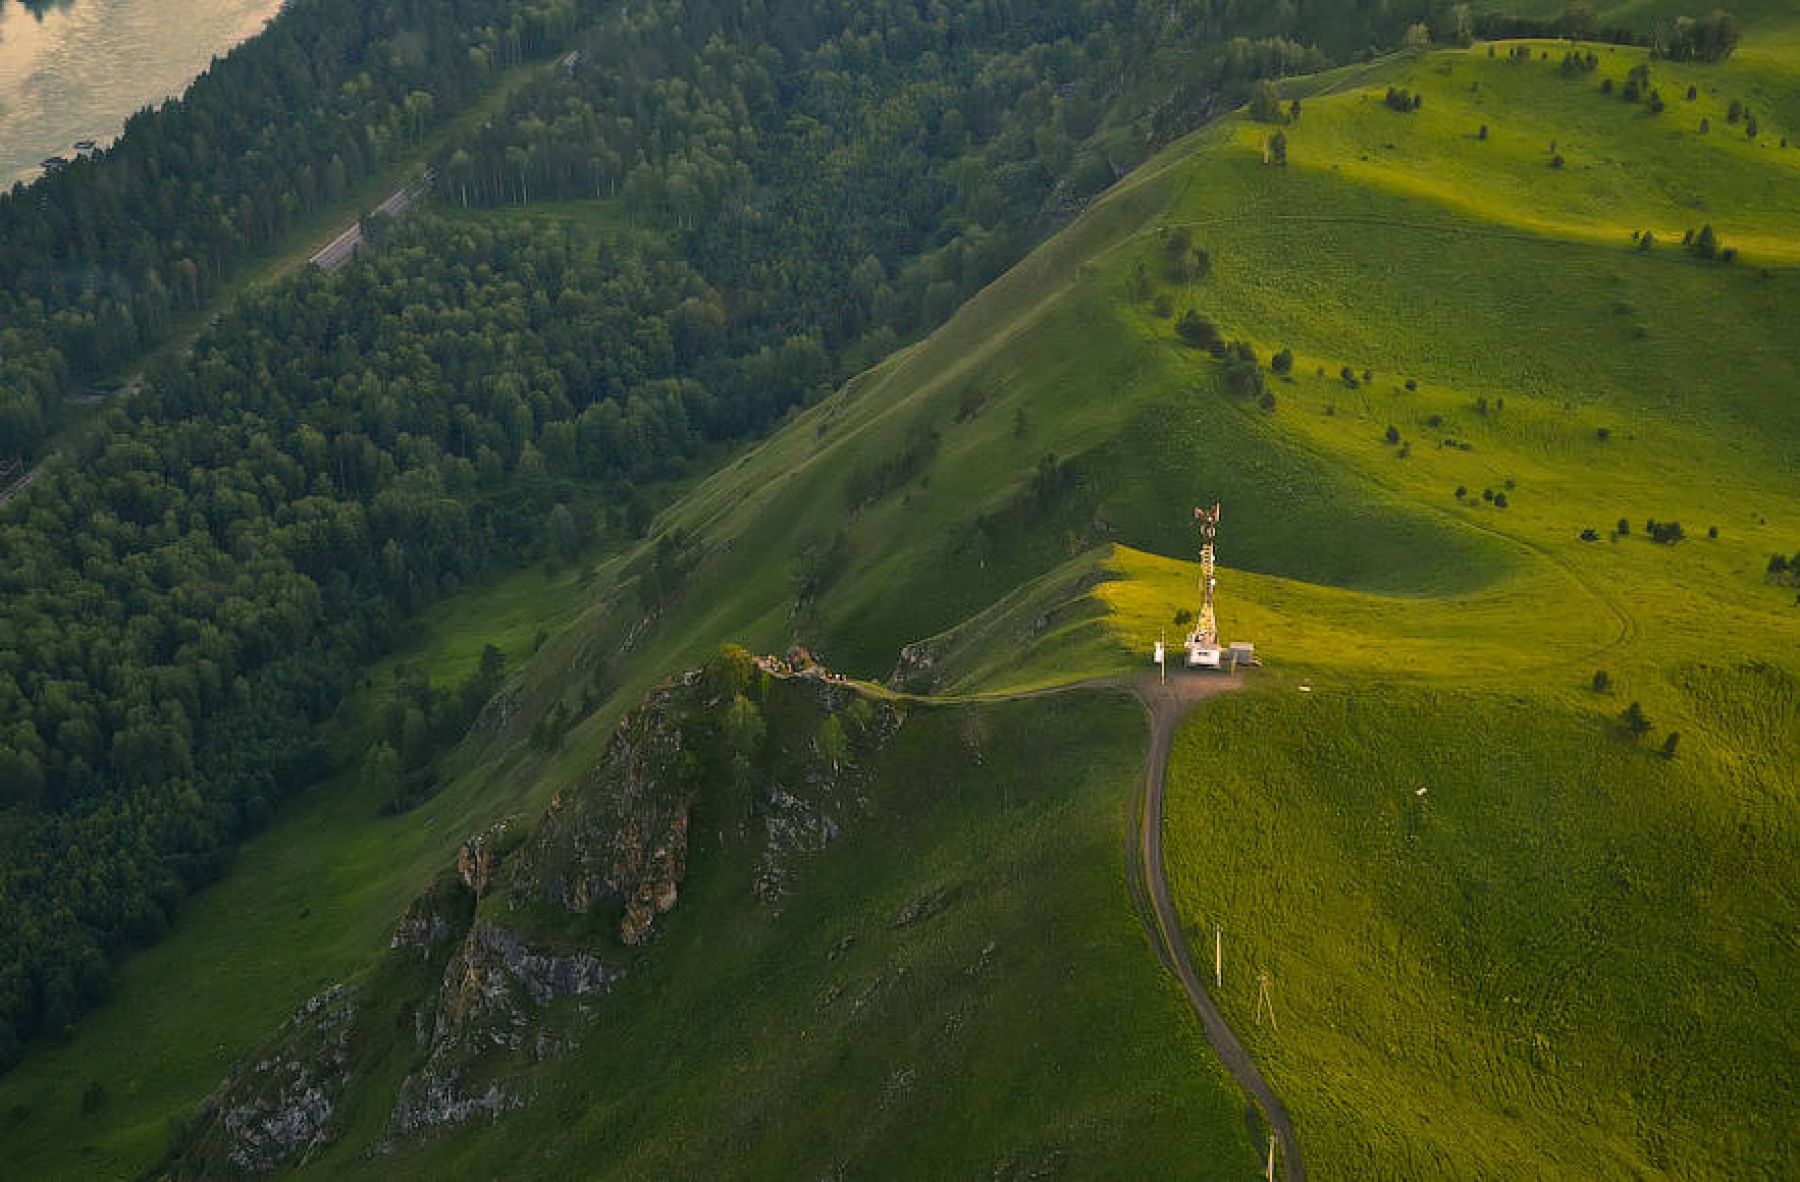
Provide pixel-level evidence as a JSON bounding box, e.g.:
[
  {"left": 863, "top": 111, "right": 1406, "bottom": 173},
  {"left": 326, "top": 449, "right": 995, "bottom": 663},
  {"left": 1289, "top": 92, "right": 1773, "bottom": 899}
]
[{"left": 3, "top": 22, "right": 1796, "bottom": 1180}]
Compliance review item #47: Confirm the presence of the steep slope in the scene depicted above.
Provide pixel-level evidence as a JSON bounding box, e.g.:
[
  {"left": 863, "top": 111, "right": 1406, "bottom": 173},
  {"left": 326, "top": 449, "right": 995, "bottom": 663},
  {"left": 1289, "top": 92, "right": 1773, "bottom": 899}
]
[{"left": 162, "top": 654, "right": 1255, "bottom": 1178}]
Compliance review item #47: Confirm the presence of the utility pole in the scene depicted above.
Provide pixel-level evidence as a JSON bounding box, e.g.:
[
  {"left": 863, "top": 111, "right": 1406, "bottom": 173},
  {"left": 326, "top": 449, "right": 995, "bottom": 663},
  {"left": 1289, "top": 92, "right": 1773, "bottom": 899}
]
[
  {"left": 1214, "top": 924, "right": 1222, "bottom": 989},
  {"left": 1255, "top": 968, "right": 1278, "bottom": 1031},
  {"left": 1266, "top": 1131, "right": 1277, "bottom": 1182}
]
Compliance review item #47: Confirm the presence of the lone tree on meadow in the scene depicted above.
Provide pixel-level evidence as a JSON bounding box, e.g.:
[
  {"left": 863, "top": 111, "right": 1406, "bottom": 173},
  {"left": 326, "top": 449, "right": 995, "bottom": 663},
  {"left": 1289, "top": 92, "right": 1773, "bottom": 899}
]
[
  {"left": 1268, "top": 131, "right": 1288, "bottom": 165},
  {"left": 1621, "top": 701, "right": 1652, "bottom": 739}
]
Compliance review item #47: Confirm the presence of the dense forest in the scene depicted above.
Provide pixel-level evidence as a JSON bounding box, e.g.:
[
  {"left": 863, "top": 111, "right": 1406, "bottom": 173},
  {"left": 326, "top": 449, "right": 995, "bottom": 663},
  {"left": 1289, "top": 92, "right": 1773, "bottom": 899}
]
[
  {"left": 0, "top": 0, "right": 1475, "bottom": 1068},
  {"left": 0, "top": 0, "right": 595, "bottom": 459}
]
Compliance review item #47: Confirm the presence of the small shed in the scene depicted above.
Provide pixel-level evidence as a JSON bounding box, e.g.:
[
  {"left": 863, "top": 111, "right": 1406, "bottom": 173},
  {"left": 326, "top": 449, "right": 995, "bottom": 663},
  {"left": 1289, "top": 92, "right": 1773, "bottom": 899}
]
[{"left": 1228, "top": 641, "right": 1256, "bottom": 666}]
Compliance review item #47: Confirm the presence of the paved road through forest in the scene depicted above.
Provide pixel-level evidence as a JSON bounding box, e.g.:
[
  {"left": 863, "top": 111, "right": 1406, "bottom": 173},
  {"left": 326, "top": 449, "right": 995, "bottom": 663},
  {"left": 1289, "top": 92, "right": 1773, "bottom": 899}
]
[{"left": 309, "top": 169, "right": 435, "bottom": 271}]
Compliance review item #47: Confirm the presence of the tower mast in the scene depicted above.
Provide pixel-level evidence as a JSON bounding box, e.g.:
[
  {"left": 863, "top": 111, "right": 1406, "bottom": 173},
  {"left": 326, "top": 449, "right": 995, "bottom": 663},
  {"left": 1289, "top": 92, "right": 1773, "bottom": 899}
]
[{"left": 1190, "top": 503, "right": 1221, "bottom": 658}]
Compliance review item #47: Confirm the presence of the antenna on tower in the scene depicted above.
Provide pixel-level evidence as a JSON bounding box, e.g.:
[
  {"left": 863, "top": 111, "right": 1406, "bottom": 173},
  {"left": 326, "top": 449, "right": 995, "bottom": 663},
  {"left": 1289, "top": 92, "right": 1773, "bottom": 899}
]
[{"left": 1184, "top": 503, "right": 1224, "bottom": 668}]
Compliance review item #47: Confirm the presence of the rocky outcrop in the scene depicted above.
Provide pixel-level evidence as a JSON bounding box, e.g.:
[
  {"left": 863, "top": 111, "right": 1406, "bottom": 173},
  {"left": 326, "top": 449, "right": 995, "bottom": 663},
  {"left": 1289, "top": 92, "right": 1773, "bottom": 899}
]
[
  {"left": 456, "top": 819, "right": 515, "bottom": 897},
  {"left": 387, "top": 921, "right": 619, "bottom": 1139},
  {"left": 199, "top": 985, "right": 360, "bottom": 1175},
  {"left": 506, "top": 677, "right": 698, "bottom": 946},
  {"left": 188, "top": 651, "right": 905, "bottom": 1160}
]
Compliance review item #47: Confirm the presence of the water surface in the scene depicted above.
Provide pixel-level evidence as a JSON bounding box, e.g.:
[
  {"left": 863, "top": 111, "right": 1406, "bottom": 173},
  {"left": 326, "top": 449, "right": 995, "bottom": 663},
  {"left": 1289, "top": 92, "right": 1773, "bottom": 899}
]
[{"left": 0, "top": 0, "right": 282, "bottom": 189}]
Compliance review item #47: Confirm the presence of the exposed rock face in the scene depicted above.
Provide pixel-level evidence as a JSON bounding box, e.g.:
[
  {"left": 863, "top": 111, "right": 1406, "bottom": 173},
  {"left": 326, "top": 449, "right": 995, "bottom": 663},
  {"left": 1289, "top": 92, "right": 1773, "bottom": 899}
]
[
  {"left": 187, "top": 653, "right": 906, "bottom": 1161},
  {"left": 387, "top": 921, "right": 619, "bottom": 1139},
  {"left": 890, "top": 639, "right": 940, "bottom": 692},
  {"left": 456, "top": 819, "right": 514, "bottom": 897},
  {"left": 204, "top": 984, "right": 360, "bottom": 1174},
  {"left": 506, "top": 677, "right": 698, "bottom": 945}
]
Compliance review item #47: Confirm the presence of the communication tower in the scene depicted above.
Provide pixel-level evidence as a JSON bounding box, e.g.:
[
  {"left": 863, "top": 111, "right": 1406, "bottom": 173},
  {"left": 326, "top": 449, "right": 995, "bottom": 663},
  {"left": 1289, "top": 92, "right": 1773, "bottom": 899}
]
[{"left": 1186, "top": 503, "right": 1223, "bottom": 668}]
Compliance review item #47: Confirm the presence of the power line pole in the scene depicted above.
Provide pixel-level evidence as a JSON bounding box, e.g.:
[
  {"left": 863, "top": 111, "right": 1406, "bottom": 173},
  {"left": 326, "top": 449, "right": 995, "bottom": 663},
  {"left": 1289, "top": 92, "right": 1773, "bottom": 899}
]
[
  {"left": 1214, "top": 924, "right": 1222, "bottom": 989},
  {"left": 1255, "top": 968, "right": 1278, "bottom": 1031}
]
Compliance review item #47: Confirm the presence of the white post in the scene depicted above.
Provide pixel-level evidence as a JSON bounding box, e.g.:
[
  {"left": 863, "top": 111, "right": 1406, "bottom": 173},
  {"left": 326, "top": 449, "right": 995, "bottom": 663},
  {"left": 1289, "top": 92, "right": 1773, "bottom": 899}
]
[{"left": 1215, "top": 924, "right": 1222, "bottom": 989}]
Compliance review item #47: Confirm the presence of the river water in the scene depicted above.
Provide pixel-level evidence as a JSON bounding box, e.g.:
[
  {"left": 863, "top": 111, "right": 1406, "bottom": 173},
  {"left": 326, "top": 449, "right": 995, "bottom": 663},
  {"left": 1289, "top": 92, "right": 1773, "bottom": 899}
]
[{"left": 0, "top": 0, "right": 282, "bottom": 190}]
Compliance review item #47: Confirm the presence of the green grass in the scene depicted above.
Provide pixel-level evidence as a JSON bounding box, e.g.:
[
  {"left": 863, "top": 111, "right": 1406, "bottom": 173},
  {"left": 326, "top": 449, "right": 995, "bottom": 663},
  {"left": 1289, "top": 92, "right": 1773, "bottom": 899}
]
[
  {"left": 1162, "top": 681, "right": 1797, "bottom": 1178},
  {"left": 5, "top": 21, "right": 1797, "bottom": 1180},
  {"left": 1283, "top": 42, "right": 1799, "bottom": 262},
  {"left": 293, "top": 693, "right": 1259, "bottom": 1179}
]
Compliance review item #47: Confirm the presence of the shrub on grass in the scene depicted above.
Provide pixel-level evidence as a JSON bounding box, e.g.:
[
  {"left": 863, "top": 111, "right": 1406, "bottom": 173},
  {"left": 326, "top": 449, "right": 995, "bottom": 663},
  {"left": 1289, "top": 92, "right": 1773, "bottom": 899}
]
[
  {"left": 1269, "top": 131, "right": 1288, "bottom": 165},
  {"left": 1592, "top": 669, "right": 1611, "bottom": 693},
  {"left": 1617, "top": 517, "right": 1631, "bottom": 537},
  {"left": 1621, "top": 700, "right": 1652, "bottom": 738},
  {"left": 1223, "top": 343, "right": 1265, "bottom": 399},
  {"left": 1661, "top": 731, "right": 1680, "bottom": 759},
  {"left": 1384, "top": 425, "right": 1401, "bottom": 445},
  {"left": 1581, "top": 528, "right": 1600, "bottom": 542},
  {"left": 1638, "top": 231, "right": 1655, "bottom": 252},
  {"left": 1175, "top": 310, "right": 1223, "bottom": 351},
  {"left": 1691, "top": 224, "right": 1718, "bottom": 259},
  {"left": 1271, "top": 347, "right": 1293, "bottom": 375}
]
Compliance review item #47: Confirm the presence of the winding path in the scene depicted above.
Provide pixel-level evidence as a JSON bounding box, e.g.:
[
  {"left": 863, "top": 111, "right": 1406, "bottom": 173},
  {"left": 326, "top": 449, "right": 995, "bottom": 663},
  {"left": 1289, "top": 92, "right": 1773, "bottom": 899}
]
[{"left": 1124, "top": 670, "right": 1306, "bottom": 1181}]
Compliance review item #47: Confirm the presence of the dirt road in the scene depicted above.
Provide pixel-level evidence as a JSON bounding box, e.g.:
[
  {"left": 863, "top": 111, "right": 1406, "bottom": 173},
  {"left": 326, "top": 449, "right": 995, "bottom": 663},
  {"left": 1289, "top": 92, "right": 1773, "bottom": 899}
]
[{"left": 1127, "top": 669, "right": 1306, "bottom": 1181}]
